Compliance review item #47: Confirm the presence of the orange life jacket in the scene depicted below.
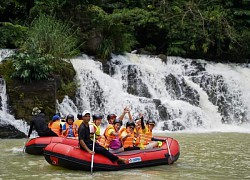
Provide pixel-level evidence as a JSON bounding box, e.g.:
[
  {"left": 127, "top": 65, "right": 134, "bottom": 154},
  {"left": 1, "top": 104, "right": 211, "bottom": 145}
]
[
  {"left": 63, "top": 123, "right": 78, "bottom": 137},
  {"left": 98, "top": 124, "right": 115, "bottom": 148},
  {"left": 48, "top": 120, "right": 62, "bottom": 136},
  {"left": 121, "top": 129, "right": 139, "bottom": 148},
  {"left": 99, "top": 124, "right": 124, "bottom": 149}
]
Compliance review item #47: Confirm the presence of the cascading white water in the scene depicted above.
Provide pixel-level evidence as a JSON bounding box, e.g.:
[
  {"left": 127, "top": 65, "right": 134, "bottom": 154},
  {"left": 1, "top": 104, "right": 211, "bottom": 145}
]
[
  {"left": 0, "top": 49, "right": 28, "bottom": 134},
  {"left": 57, "top": 53, "right": 250, "bottom": 132},
  {"left": 0, "top": 78, "right": 28, "bottom": 134}
]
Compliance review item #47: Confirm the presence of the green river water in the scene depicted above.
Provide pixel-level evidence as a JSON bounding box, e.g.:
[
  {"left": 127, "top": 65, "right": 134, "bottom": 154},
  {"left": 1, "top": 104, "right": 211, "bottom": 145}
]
[{"left": 0, "top": 132, "right": 249, "bottom": 180}]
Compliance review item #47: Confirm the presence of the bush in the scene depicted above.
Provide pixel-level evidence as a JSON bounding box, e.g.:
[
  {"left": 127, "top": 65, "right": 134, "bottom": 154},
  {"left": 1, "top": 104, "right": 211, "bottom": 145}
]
[
  {"left": 23, "top": 14, "right": 79, "bottom": 62},
  {"left": 0, "top": 22, "right": 27, "bottom": 48},
  {"left": 11, "top": 52, "right": 53, "bottom": 83}
]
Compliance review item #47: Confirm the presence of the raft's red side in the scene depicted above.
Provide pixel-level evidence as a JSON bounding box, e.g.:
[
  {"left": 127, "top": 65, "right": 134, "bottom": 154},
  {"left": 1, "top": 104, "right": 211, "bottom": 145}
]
[
  {"left": 44, "top": 138, "right": 180, "bottom": 171},
  {"left": 25, "top": 137, "right": 78, "bottom": 155}
]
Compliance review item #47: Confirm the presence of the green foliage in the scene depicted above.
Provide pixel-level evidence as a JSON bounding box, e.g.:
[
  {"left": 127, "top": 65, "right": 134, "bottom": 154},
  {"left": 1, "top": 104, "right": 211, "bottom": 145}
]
[
  {"left": 29, "top": 0, "right": 68, "bottom": 17},
  {"left": 0, "top": 22, "right": 28, "bottom": 48},
  {"left": 0, "top": 59, "right": 15, "bottom": 83},
  {"left": 24, "top": 14, "right": 79, "bottom": 60},
  {"left": 163, "top": 1, "right": 238, "bottom": 59},
  {"left": 89, "top": 5, "right": 137, "bottom": 58},
  {"left": 58, "top": 81, "right": 77, "bottom": 99},
  {"left": 11, "top": 52, "right": 53, "bottom": 83}
]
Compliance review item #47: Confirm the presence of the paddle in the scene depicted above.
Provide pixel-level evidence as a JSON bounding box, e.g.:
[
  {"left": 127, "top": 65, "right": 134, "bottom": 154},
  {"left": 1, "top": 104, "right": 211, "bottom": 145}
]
[
  {"left": 91, "top": 133, "right": 96, "bottom": 174},
  {"left": 166, "top": 138, "right": 173, "bottom": 164}
]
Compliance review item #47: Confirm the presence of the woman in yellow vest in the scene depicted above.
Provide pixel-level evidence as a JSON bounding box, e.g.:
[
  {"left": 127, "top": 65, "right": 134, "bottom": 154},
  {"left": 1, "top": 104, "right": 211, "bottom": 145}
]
[
  {"left": 136, "top": 117, "right": 159, "bottom": 149},
  {"left": 62, "top": 114, "right": 78, "bottom": 138},
  {"left": 48, "top": 115, "right": 62, "bottom": 136},
  {"left": 89, "top": 114, "right": 102, "bottom": 142},
  {"left": 105, "top": 119, "right": 124, "bottom": 153},
  {"left": 121, "top": 121, "right": 140, "bottom": 151}
]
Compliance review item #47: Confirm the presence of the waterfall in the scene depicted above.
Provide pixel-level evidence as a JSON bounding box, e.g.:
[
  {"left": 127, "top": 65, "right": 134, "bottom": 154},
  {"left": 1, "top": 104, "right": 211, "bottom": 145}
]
[
  {"left": 0, "top": 78, "right": 28, "bottom": 134},
  {"left": 0, "top": 49, "right": 28, "bottom": 135},
  {"left": 57, "top": 53, "right": 250, "bottom": 132}
]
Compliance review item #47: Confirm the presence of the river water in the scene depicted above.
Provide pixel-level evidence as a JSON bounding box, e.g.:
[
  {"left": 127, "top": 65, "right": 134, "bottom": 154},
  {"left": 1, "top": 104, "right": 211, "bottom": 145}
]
[{"left": 0, "top": 132, "right": 249, "bottom": 180}]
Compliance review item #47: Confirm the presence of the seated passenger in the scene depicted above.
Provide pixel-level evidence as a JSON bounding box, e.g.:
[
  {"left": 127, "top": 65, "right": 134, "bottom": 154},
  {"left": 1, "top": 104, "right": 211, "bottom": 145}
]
[
  {"left": 108, "top": 119, "right": 124, "bottom": 153},
  {"left": 89, "top": 114, "right": 103, "bottom": 142},
  {"left": 121, "top": 121, "right": 140, "bottom": 151},
  {"left": 103, "top": 107, "right": 133, "bottom": 141},
  {"left": 48, "top": 114, "right": 62, "bottom": 136},
  {"left": 78, "top": 110, "right": 127, "bottom": 164},
  {"left": 137, "top": 118, "right": 159, "bottom": 149},
  {"left": 28, "top": 107, "right": 58, "bottom": 138},
  {"left": 74, "top": 113, "right": 84, "bottom": 128},
  {"left": 62, "top": 114, "right": 78, "bottom": 138}
]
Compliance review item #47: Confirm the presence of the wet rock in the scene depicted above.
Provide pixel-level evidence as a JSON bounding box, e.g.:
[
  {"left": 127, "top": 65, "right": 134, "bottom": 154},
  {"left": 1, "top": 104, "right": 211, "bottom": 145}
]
[
  {"left": 165, "top": 74, "right": 200, "bottom": 106},
  {"left": 0, "top": 124, "right": 26, "bottom": 138}
]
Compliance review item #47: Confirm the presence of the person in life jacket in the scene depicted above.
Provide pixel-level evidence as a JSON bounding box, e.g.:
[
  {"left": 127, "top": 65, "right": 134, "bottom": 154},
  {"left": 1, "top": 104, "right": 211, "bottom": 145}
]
[
  {"left": 62, "top": 114, "right": 78, "bottom": 138},
  {"left": 48, "top": 114, "right": 62, "bottom": 136},
  {"left": 89, "top": 114, "right": 103, "bottom": 142},
  {"left": 78, "top": 110, "right": 127, "bottom": 164},
  {"left": 102, "top": 107, "right": 133, "bottom": 144},
  {"left": 28, "top": 107, "right": 58, "bottom": 138},
  {"left": 121, "top": 121, "right": 140, "bottom": 151},
  {"left": 74, "top": 113, "right": 83, "bottom": 128},
  {"left": 99, "top": 118, "right": 124, "bottom": 152},
  {"left": 135, "top": 115, "right": 159, "bottom": 149},
  {"left": 108, "top": 119, "right": 124, "bottom": 153}
]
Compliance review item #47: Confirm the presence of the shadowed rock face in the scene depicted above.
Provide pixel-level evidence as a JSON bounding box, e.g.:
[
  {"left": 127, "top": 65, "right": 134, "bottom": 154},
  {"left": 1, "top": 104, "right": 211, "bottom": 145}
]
[
  {"left": 165, "top": 73, "right": 200, "bottom": 106},
  {"left": 125, "top": 65, "right": 151, "bottom": 98},
  {"left": 0, "top": 124, "right": 25, "bottom": 139}
]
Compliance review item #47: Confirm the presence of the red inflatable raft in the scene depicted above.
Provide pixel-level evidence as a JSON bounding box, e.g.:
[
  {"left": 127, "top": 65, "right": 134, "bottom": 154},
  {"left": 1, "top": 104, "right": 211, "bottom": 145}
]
[
  {"left": 25, "top": 137, "right": 78, "bottom": 155},
  {"left": 44, "top": 137, "right": 180, "bottom": 171}
]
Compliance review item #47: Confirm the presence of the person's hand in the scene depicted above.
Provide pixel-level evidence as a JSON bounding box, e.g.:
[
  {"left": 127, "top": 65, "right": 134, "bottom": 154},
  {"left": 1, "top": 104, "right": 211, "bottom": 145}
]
[
  {"left": 88, "top": 150, "right": 95, "bottom": 155},
  {"left": 124, "top": 107, "right": 130, "bottom": 113}
]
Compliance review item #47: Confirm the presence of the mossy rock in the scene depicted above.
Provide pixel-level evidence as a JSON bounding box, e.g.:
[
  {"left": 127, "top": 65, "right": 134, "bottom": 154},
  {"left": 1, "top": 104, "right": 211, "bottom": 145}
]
[{"left": 0, "top": 59, "right": 77, "bottom": 123}]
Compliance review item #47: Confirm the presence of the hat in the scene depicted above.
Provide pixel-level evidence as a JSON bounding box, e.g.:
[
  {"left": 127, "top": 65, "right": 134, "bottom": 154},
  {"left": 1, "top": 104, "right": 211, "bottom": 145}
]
[
  {"left": 32, "top": 107, "right": 41, "bottom": 115},
  {"left": 82, "top": 110, "right": 91, "bottom": 116},
  {"left": 52, "top": 115, "right": 60, "bottom": 121}
]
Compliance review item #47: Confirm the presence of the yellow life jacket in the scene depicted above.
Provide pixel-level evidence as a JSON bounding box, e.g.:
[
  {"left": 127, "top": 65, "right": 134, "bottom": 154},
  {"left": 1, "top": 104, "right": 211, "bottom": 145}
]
[
  {"left": 138, "top": 126, "right": 153, "bottom": 148},
  {"left": 74, "top": 119, "right": 83, "bottom": 128},
  {"left": 98, "top": 125, "right": 116, "bottom": 148},
  {"left": 89, "top": 122, "right": 101, "bottom": 141}
]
